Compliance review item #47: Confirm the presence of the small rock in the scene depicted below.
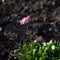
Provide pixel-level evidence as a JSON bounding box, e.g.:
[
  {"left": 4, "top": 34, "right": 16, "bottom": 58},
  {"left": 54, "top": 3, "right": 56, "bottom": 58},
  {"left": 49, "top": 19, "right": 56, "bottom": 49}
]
[
  {"left": 2, "top": 0, "right": 5, "bottom": 2},
  {"left": 0, "top": 27, "right": 2, "bottom": 31}
]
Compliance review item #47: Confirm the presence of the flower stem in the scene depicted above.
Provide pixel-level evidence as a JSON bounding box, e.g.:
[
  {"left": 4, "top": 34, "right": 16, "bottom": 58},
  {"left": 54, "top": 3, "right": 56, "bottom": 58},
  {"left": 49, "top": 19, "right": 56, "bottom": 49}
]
[{"left": 27, "top": 26, "right": 32, "bottom": 42}]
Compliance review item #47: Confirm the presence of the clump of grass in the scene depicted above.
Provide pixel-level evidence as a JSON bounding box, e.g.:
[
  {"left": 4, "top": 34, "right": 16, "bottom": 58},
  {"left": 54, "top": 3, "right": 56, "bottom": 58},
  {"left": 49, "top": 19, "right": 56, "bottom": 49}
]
[{"left": 16, "top": 40, "right": 60, "bottom": 60}]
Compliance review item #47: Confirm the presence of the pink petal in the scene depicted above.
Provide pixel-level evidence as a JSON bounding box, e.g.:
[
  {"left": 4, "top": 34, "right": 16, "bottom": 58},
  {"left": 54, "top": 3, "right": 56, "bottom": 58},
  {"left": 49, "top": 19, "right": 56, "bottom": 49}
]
[
  {"left": 19, "top": 15, "right": 30, "bottom": 25},
  {"left": 25, "top": 16, "right": 30, "bottom": 21}
]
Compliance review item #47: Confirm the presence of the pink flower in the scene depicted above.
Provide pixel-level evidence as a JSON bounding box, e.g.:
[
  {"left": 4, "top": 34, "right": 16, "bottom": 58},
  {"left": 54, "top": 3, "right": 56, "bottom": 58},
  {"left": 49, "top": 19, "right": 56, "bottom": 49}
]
[{"left": 19, "top": 16, "right": 30, "bottom": 25}]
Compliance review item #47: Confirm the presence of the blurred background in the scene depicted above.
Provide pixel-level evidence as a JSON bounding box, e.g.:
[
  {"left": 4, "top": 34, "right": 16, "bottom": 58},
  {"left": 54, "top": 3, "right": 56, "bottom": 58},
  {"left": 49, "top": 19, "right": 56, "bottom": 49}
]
[{"left": 0, "top": 0, "right": 60, "bottom": 60}]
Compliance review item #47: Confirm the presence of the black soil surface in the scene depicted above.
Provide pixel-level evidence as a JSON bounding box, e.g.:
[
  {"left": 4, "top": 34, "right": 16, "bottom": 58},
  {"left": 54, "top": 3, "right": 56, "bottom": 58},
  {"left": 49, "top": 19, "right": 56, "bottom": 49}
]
[{"left": 0, "top": 0, "right": 60, "bottom": 60}]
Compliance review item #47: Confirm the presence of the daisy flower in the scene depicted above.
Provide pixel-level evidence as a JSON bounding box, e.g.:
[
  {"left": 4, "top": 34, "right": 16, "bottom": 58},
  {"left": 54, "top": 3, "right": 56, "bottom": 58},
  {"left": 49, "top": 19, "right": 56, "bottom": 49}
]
[{"left": 19, "top": 16, "right": 30, "bottom": 25}]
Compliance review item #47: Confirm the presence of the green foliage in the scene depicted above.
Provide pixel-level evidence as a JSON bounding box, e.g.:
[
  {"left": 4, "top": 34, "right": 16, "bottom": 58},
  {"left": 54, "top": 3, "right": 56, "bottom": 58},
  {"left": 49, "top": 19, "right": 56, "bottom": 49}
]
[
  {"left": 16, "top": 40, "right": 60, "bottom": 60},
  {"left": 38, "top": 0, "right": 43, "bottom": 7}
]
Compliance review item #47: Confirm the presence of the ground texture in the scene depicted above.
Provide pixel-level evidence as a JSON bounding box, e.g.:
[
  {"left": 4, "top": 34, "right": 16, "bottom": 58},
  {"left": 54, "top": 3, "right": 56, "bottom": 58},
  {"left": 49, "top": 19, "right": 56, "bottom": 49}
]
[{"left": 0, "top": 0, "right": 60, "bottom": 60}]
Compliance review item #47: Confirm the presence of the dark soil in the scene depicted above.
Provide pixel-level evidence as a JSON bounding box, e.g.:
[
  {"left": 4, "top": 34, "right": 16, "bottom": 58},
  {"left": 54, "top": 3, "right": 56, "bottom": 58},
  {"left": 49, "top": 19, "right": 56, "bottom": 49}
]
[{"left": 0, "top": 0, "right": 60, "bottom": 60}]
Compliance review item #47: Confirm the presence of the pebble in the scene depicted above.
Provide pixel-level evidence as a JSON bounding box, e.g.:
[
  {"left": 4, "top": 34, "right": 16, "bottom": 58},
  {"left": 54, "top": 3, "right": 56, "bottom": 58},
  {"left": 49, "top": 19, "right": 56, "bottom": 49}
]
[
  {"left": 2, "top": 0, "right": 5, "bottom": 2},
  {"left": 0, "top": 27, "right": 2, "bottom": 32}
]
